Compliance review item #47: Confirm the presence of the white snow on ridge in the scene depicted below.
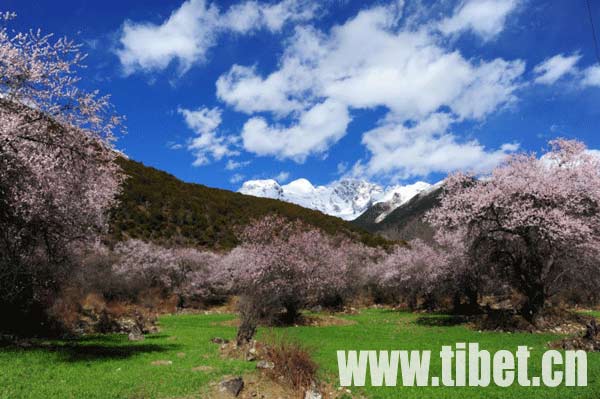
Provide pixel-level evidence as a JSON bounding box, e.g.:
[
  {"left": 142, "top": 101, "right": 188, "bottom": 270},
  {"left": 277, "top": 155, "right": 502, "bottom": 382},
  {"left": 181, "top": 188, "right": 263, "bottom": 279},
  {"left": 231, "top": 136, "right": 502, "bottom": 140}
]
[{"left": 238, "top": 177, "right": 432, "bottom": 220}]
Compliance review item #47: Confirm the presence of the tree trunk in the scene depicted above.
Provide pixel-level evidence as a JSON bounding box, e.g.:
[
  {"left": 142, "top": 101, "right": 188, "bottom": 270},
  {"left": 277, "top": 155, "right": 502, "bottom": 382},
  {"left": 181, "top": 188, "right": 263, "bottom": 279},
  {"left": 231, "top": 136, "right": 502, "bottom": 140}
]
[
  {"left": 452, "top": 286, "right": 480, "bottom": 315},
  {"left": 521, "top": 283, "right": 546, "bottom": 323},
  {"left": 236, "top": 318, "right": 256, "bottom": 346},
  {"left": 281, "top": 302, "right": 300, "bottom": 325}
]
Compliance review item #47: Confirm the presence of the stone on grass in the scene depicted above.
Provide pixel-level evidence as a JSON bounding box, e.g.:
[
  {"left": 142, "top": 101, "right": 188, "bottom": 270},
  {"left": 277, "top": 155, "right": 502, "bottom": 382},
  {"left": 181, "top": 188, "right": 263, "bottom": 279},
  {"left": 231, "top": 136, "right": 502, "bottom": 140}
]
[
  {"left": 256, "top": 360, "right": 274, "bottom": 369},
  {"left": 128, "top": 331, "right": 144, "bottom": 341},
  {"left": 219, "top": 376, "right": 244, "bottom": 397},
  {"left": 304, "top": 387, "right": 322, "bottom": 399},
  {"left": 246, "top": 346, "right": 258, "bottom": 361}
]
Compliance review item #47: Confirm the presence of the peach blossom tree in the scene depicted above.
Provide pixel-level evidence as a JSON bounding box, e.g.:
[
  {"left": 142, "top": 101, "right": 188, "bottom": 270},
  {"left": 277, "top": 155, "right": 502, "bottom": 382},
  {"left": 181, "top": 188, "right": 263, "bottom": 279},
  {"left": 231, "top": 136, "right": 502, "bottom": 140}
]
[
  {"left": 0, "top": 12, "right": 123, "bottom": 327},
  {"left": 428, "top": 139, "right": 600, "bottom": 321},
  {"left": 221, "top": 216, "right": 375, "bottom": 343}
]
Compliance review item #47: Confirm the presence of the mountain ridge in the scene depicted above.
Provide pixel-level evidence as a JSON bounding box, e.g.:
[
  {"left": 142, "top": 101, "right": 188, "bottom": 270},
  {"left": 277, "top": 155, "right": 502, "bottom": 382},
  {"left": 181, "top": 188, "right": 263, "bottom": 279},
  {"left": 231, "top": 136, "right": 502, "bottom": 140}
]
[
  {"left": 239, "top": 177, "right": 432, "bottom": 220},
  {"left": 353, "top": 182, "right": 445, "bottom": 242}
]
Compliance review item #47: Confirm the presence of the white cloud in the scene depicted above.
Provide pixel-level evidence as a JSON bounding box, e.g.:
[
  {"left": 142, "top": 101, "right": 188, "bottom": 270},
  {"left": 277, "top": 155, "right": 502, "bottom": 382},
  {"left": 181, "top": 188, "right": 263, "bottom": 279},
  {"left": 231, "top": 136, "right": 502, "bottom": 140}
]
[
  {"left": 274, "top": 171, "right": 290, "bottom": 182},
  {"left": 225, "top": 159, "right": 251, "bottom": 170},
  {"left": 257, "top": 0, "right": 318, "bottom": 32},
  {"left": 218, "top": 4, "right": 524, "bottom": 167},
  {"left": 178, "top": 106, "right": 222, "bottom": 135},
  {"left": 582, "top": 65, "right": 600, "bottom": 87},
  {"left": 438, "top": 0, "right": 519, "bottom": 40},
  {"left": 220, "top": 1, "right": 262, "bottom": 34},
  {"left": 530, "top": 54, "right": 600, "bottom": 89},
  {"left": 336, "top": 162, "right": 348, "bottom": 175},
  {"left": 221, "top": 0, "right": 318, "bottom": 33},
  {"left": 167, "top": 141, "right": 184, "bottom": 150},
  {"left": 241, "top": 99, "right": 350, "bottom": 162},
  {"left": 216, "top": 64, "right": 308, "bottom": 116},
  {"left": 229, "top": 173, "right": 245, "bottom": 183},
  {"left": 361, "top": 113, "right": 519, "bottom": 179},
  {"left": 533, "top": 53, "right": 581, "bottom": 85},
  {"left": 116, "top": 0, "right": 317, "bottom": 75},
  {"left": 117, "top": 0, "right": 219, "bottom": 74},
  {"left": 178, "top": 106, "right": 238, "bottom": 166}
]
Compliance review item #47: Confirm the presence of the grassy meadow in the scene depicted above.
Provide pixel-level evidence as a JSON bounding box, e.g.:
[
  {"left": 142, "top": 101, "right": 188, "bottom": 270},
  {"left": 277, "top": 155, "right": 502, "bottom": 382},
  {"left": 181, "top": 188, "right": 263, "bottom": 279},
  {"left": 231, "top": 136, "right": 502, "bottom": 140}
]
[{"left": 1, "top": 309, "right": 598, "bottom": 399}]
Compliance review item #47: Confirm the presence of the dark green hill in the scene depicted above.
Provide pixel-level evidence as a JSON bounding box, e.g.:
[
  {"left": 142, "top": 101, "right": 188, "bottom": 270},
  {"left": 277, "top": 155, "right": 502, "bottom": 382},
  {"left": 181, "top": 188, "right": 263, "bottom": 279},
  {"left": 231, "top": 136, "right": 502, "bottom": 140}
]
[
  {"left": 353, "top": 185, "right": 444, "bottom": 242},
  {"left": 110, "top": 158, "right": 388, "bottom": 249}
]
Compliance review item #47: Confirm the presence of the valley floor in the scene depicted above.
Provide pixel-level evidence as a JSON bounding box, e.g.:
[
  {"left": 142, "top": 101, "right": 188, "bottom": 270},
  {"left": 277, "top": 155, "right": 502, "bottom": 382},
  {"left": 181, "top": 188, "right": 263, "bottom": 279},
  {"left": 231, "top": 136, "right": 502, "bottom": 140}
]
[{"left": 1, "top": 309, "right": 599, "bottom": 398}]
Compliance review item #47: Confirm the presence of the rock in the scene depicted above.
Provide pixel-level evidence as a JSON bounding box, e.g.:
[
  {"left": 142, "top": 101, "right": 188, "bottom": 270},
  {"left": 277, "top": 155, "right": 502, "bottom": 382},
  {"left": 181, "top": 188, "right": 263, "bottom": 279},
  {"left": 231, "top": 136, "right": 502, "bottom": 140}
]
[
  {"left": 256, "top": 360, "right": 274, "bottom": 369},
  {"left": 151, "top": 360, "right": 172, "bottom": 366},
  {"left": 128, "top": 330, "right": 145, "bottom": 341},
  {"left": 246, "top": 346, "right": 258, "bottom": 361},
  {"left": 117, "top": 318, "right": 138, "bottom": 333},
  {"left": 211, "top": 337, "right": 229, "bottom": 344},
  {"left": 219, "top": 377, "right": 244, "bottom": 397},
  {"left": 304, "top": 388, "right": 322, "bottom": 399}
]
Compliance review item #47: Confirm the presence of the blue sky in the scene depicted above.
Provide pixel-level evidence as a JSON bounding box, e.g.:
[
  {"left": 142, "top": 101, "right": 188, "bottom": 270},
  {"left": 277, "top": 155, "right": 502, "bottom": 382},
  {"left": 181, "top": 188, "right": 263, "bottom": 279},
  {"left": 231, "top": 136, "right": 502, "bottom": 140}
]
[{"left": 5, "top": 0, "right": 600, "bottom": 190}]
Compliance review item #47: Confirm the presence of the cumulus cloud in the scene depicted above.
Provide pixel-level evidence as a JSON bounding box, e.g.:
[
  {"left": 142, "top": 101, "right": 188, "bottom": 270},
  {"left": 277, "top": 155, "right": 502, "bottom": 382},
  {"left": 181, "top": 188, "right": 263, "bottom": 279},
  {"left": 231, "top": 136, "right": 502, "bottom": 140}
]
[
  {"left": 216, "top": 64, "right": 308, "bottom": 116},
  {"left": 438, "top": 0, "right": 520, "bottom": 40},
  {"left": 167, "top": 141, "right": 184, "bottom": 150},
  {"left": 274, "top": 171, "right": 290, "bottom": 182},
  {"left": 533, "top": 53, "right": 581, "bottom": 85},
  {"left": 217, "top": 3, "right": 524, "bottom": 174},
  {"left": 241, "top": 99, "right": 350, "bottom": 162},
  {"left": 178, "top": 106, "right": 238, "bottom": 166},
  {"left": 531, "top": 53, "right": 600, "bottom": 89},
  {"left": 229, "top": 173, "right": 245, "bottom": 183},
  {"left": 225, "top": 159, "right": 251, "bottom": 170},
  {"left": 361, "top": 113, "right": 519, "bottom": 179},
  {"left": 116, "top": 0, "right": 317, "bottom": 75},
  {"left": 582, "top": 65, "right": 600, "bottom": 87},
  {"left": 117, "top": 0, "right": 219, "bottom": 74}
]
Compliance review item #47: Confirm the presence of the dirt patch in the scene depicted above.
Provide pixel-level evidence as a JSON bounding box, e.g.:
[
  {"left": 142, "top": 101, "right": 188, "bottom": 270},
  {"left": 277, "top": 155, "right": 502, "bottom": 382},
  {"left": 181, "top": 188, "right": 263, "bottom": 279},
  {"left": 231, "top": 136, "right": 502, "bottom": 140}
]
[
  {"left": 550, "top": 335, "right": 600, "bottom": 352},
  {"left": 192, "top": 365, "right": 214, "bottom": 372},
  {"left": 468, "top": 308, "right": 591, "bottom": 334},
  {"left": 150, "top": 360, "right": 172, "bottom": 366},
  {"left": 550, "top": 319, "right": 600, "bottom": 352},
  {"left": 202, "top": 372, "right": 359, "bottom": 399},
  {"left": 213, "top": 314, "right": 356, "bottom": 328},
  {"left": 178, "top": 297, "right": 240, "bottom": 316}
]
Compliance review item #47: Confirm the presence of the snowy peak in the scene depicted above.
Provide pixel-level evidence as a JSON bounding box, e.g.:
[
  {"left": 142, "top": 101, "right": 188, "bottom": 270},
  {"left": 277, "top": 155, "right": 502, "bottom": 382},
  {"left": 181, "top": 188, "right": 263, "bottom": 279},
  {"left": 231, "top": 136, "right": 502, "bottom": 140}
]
[
  {"left": 373, "top": 181, "right": 432, "bottom": 223},
  {"left": 238, "top": 177, "right": 431, "bottom": 220},
  {"left": 239, "top": 179, "right": 284, "bottom": 199}
]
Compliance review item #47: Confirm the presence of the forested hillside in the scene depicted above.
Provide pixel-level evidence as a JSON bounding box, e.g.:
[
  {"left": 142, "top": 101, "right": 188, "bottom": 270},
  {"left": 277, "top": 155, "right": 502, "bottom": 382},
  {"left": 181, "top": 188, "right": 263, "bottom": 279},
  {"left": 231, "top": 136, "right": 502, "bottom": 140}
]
[{"left": 110, "top": 158, "right": 388, "bottom": 249}]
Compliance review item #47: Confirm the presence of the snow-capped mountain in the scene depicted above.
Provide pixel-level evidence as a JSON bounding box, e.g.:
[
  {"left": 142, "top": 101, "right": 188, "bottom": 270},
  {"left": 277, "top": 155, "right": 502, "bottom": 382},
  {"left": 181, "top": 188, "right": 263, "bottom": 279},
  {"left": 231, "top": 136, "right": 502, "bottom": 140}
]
[{"left": 238, "top": 178, "right": 431, "bottom": 220}]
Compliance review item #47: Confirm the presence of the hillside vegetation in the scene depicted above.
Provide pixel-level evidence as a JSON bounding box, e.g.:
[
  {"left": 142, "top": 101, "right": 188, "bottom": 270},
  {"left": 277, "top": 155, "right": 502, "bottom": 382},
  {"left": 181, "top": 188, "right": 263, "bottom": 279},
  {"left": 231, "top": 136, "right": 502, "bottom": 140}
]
[{"left": 110, "top": 158, "right": 389, "bottom": 250}]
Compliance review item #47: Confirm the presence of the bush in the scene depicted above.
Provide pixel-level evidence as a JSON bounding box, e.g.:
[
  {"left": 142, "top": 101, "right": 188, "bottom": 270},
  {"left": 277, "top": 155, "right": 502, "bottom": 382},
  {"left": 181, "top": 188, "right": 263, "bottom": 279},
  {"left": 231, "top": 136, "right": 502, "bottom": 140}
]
[{"left": 262, "top": 336, "right": 318, "bottom": 391}]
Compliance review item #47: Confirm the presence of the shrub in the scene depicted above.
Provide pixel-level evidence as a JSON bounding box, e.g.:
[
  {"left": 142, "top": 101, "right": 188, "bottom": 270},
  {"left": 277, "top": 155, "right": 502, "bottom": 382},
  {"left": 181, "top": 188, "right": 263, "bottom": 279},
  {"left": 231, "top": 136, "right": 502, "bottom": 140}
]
[{"left": 262, "top": 336, "right": 318, "bottom": 391}]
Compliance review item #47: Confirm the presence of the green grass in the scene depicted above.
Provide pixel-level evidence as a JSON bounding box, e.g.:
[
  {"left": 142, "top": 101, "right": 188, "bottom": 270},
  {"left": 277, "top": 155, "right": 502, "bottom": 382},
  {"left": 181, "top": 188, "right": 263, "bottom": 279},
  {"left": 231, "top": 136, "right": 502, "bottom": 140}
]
[
  {"left": 0, "top": 313, "right": 251, "bottom": 399},
  {"left": 1, "top": 309, "right": 598, "bottom": 398}
]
